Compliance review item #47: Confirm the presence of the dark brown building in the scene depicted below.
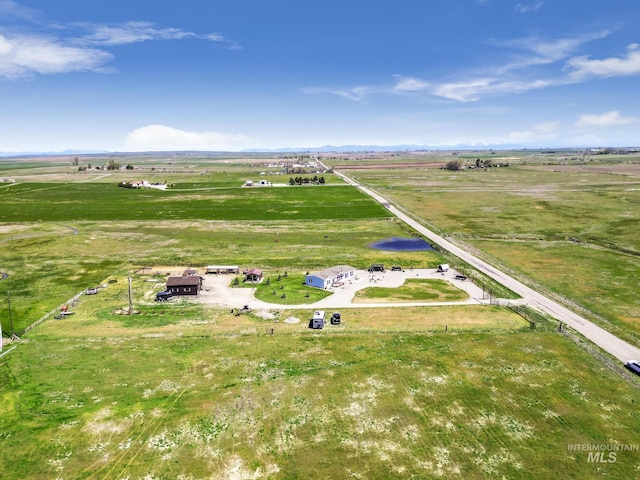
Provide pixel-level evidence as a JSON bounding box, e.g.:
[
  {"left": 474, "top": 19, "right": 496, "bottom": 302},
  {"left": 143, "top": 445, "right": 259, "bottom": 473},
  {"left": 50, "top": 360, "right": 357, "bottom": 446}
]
[{"left": 166, "top": 275, "right": 203, "bottom": 296}]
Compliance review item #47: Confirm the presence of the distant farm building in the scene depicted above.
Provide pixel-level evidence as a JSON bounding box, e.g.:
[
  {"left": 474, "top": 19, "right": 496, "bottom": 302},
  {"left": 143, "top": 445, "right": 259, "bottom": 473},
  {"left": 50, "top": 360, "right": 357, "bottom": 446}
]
[
  {"left": 305, "top": 265, "right": 356, "bottom": 289},
  {"left": 244, "top": 268, "right": 263, "bottom": 283},
  {"left": 206, "top": 265, "right": 240, "bottom": 274},
  {"left": 183, "top": 268, "right": 198, "bottom": 276},
  {"left": 166, "top": 275, "right": 203, "bottom": 296}
]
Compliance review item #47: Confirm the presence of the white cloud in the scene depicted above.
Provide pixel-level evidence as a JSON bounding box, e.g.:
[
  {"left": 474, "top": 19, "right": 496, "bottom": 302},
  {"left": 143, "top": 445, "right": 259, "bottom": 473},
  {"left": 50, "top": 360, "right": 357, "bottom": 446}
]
[
  {"left": 515, "top": 2, "right": 544, "bottom": 13},
  {"left": 575, "top": 110, "right": 638, "bottom": 127},
  {"left": 0, "top": 0, "right": 38, "bottom": 21},
  {"left": 0, "top": 33, "right": 112, "bottom": 79},
  {"left": 302, "top": 85, "right": 374, "bottom": 102},
  {"left": 75, "top": 21, "right": 227, "bottom": 46},
  {"left": 305, "top": 31, "right": 615, "bottom": 103},
  {"left": 565, "top": 43, "right": 640, "bottom": 80},
  {"left": 124, "top": 124, "right": 253, "bottom": 151},
  {"left": 392, "top": 75, "right": 429, "bottom": 92},
  {"left": 507, "top": 121, "right": 559, "bottom": 143},
  {"left": 0, "top": 10, "right": 236, "bottom": 79},
  {"left": 433, "top": 77, "right": 553, "bottom": 102}
]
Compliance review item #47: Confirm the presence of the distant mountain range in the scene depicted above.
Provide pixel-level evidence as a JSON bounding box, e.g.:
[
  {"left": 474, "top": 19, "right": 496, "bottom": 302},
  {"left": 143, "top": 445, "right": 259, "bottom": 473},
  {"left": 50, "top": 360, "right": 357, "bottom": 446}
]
[{"left": 2, "top": 144, "right": 636, "bottom": 157}]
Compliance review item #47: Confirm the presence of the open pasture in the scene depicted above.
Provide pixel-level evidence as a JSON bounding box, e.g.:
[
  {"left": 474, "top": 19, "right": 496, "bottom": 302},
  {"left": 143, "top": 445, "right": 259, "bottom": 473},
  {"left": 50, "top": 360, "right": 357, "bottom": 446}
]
[
  {"left": 2, "top": 321, "right": 640, "bottom": 479},
  {"left": 2, "top": 154, "right": 640, "bottom": 479},
  {"left": 338, "top": 158, "right": 640, "bottom": 346}
]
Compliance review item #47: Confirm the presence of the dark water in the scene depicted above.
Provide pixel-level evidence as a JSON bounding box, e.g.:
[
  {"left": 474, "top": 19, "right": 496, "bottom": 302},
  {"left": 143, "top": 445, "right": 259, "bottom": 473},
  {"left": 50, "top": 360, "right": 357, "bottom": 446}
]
[{"left": 370, "top": 237, "right": 434, "bottom": 251}]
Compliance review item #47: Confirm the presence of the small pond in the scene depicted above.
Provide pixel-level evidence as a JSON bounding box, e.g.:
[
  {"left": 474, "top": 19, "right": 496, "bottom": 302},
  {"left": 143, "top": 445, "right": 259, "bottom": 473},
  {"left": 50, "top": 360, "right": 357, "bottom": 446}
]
[{"left": 369, "top": 237, "right": 434, "bottom": 251}]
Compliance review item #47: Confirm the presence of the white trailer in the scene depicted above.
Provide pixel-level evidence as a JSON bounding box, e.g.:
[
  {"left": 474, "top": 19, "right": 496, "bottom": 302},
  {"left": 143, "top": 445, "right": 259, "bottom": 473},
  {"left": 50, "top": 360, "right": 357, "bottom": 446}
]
[{"left": 311, "top": 310, "right": 325, "bottom": 329}]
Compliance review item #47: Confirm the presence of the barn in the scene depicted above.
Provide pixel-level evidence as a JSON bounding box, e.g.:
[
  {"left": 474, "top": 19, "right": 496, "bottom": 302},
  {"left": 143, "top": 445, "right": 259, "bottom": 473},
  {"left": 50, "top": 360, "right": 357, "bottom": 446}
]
[
  {"left": 305, "top": 265, "right": 356, "bottom": 289},
  {"left": 166, "top": 275, "right": 203, "bottom": 296}
]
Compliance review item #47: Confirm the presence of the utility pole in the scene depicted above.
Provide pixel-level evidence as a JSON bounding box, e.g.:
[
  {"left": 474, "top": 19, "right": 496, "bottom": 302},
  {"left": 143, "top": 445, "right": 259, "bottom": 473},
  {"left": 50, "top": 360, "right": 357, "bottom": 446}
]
[
  {"left": 128, "top": 277, "right": 133, "bottom": 315},
  {"left": 7, "top": 291, "right": 14, "bottom": 336}
]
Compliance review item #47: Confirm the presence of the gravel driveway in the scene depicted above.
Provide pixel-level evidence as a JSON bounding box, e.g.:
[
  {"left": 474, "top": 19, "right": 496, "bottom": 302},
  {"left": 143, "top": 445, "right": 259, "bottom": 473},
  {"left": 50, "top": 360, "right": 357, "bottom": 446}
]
[{"left": 193, "top": 268, "right": 489, "bottom": 310}]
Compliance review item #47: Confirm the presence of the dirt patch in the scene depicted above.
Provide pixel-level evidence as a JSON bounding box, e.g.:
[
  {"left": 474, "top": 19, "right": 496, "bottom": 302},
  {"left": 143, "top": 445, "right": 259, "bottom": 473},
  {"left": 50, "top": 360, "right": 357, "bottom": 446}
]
[
  {"left": 338, "top": 162, "right": 445, "bottom": 170},
  {"left": 524, "top": 163, "right": 640, "bottom": 177}
]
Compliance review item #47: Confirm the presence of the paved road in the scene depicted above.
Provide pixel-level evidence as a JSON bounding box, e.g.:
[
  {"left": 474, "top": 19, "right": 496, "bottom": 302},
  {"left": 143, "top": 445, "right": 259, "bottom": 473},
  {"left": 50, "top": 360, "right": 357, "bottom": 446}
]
[{"left": 333, "top": 170, "right": 640, "bottom": 363}]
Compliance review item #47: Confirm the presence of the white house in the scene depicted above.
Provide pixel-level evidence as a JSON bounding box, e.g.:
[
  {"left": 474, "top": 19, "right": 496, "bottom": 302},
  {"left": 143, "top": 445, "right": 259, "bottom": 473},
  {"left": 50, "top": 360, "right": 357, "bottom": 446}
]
[{"left": 306, "top": 265, "right": 356, "bottom": 289}]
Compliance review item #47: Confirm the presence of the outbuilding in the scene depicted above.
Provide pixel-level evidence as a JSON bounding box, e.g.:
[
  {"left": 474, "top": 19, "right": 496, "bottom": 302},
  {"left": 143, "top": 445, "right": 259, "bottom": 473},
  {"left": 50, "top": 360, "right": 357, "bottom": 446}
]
[
  {"left": 305, "top": 265, "right": 356, "bottom": 289},
  {"left": 437, "top": 264, "right": 450, "bottom": 273},
  {"left": 244, "top": 268, "right": 263, "bottom": 283},
  {"left": 206, "top": 265, "right": 240, "bottom": 274}
]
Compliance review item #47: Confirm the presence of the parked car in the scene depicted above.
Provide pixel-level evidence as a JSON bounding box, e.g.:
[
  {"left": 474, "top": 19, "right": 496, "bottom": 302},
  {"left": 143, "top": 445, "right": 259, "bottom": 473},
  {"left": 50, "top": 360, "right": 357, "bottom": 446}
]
[
  {"left": 625, "top": 360, "right": 640, "bottom": 375},
  {"left": 331, "top": 312, "right": 341, "bottom": 325},
  {"left": 155, "top": 290, "right": 173, "bottom": 302}
]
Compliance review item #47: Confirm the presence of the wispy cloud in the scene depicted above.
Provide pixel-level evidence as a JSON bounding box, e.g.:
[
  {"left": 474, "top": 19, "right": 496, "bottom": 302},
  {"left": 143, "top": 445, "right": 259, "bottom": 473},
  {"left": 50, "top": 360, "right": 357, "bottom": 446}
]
[
  {"left": 565, "top": 43, "right": 640, "bottom": 80},
  {"left": 124, "top": 124, "right": 253, "bottom": 151},
  {"left": 73, "top": 21, "right": 229, "bottom": 47},
  {"left": 515, "top": 2, "right": 544, "bottom": 14},
  {"left": 0, "top": 0, "right": 39, "bottom": 21},
  {"left": 575, "top": 110, "right": 638, "bottom": 127},
  {"left": 391, "top": 75, "right": 430, "bottom": 93},
  {"left": 302, "top": 85, "right": 376, "bottom": 103},
  {"left": 305, "top": 30, "right": 638, "bottom": 103},
  {"left": 0, "top": 5, "right": 237, "bottom": 79}
]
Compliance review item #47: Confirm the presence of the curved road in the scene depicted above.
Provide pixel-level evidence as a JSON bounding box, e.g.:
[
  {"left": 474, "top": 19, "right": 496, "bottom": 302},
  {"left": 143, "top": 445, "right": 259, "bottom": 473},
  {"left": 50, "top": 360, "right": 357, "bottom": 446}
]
[{"left": 334, "top": 170, "right": 640, "bottom": 363}]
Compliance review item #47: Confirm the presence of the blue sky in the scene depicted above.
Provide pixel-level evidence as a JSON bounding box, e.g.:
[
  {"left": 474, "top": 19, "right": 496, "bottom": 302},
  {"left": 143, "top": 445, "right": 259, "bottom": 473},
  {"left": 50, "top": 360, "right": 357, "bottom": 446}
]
[{"left": 1, "top": 0, "right": 639, "bottom": 152}]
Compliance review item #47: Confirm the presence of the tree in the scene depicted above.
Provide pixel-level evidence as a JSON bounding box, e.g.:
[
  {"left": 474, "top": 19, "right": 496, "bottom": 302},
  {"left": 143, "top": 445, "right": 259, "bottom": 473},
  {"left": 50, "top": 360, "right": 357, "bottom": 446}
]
[
  {"left": 106, "top": 159, "right": 121, "bottom": 170},
  {"left": 289, "top": 177, "right": 295, "bottom": 185},
  {"left": 444, "top": 160, "right": 462, "bottom": 171}
]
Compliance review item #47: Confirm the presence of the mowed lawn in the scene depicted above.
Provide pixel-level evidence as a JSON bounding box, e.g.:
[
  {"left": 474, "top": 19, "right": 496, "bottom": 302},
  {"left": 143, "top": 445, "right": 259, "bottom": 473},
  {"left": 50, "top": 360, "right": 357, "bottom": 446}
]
[
  {"left": 354, "top": 278, "right": 469, "bottom": 303},
  {"left": 1, "top": 326, "right": 639, "bottom": 479}
]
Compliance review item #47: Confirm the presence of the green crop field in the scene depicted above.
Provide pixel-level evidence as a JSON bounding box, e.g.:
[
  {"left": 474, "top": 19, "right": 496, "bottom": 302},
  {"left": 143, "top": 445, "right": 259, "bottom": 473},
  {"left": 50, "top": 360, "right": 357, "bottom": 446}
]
[{"left": 1, "top": 153, "right": 640, "bottom": 479}]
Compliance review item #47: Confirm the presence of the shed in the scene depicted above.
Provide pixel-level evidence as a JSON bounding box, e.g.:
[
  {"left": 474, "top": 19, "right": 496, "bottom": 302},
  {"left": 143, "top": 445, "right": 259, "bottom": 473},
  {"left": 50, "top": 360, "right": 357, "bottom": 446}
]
[
  {"left": 166, "top": 275, "right": 202, "bottom": 296},
  {"left": 183, "top": 268, "right": 198, "bottom": 276},
  {"left": 206, "top": 265, "right": 240, "bottom": 274},
  {"left": 305, "top": 265, "right": 356, "bottom": 289},
  {"left": 244, "top": 268, "right": 263, "bottom": 283}
]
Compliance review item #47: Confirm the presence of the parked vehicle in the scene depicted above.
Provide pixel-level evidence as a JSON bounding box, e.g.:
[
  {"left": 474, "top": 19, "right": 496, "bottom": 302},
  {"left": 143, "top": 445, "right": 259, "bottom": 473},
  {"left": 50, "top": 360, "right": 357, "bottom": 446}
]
[
  {"left": 309, "top": 310, "right": 325, "bottom": 329},
  {"left": 331, "top": 312, "right": 341, "bottom": 325},
  {"left": 155, "top": 290, "right": 173, "bottom": 302},
  {"left": 626, "top": 360, "right": 640, "bottom": 375}
]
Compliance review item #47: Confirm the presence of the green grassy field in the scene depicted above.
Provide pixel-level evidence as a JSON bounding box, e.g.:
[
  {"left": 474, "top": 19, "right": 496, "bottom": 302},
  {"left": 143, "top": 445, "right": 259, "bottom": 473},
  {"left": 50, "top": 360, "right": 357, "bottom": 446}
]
[
  {"left": 2, "top": 153, "right": 640, "bottom": 479},
  {"left": 2, "top": 321, "right": 639, "bottom": 479},
  {"left": 339, "top": 158, "right": 640, "bottom": 347},
  {"left": 354, "top": 278, "right": 469, "bottom": 303}
]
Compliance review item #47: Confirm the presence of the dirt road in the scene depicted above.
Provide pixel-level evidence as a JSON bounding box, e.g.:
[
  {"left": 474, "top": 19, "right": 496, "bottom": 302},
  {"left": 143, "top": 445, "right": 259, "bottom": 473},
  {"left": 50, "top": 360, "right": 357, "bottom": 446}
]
[{"left": 334, "top": 170, "right": 640, "bottom": 363}]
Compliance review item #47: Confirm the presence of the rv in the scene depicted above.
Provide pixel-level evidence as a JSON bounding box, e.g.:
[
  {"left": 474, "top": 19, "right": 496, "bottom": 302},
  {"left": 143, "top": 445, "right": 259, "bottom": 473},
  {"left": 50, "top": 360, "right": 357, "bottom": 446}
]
[{"left": 310, "top": 310, "right": 325, "bottom": 329}]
